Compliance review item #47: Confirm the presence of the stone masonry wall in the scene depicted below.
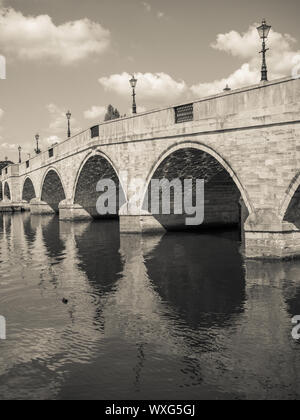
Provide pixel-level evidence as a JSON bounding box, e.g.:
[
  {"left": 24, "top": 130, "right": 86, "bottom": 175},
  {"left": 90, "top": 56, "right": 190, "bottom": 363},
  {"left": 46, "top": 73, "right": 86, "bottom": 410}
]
[{"left": 1, "top": 77, "right": 300, "bottom": 257}]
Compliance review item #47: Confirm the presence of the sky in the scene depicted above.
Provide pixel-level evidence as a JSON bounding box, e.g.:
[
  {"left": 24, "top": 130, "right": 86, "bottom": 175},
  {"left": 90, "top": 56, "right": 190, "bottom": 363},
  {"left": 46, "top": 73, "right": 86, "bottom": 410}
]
[{"left": 0, "top": 0, "right": 300, "bottom": 162}]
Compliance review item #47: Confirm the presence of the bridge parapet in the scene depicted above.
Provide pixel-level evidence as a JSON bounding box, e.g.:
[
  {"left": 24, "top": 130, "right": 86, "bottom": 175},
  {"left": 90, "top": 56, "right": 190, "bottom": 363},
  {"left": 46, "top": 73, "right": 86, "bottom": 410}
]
[
  {"left": 5, "top": 75, "right": 300, "bottom": 181},
  {"left": 95, "top": 76, "right": 300, "bottom": 143},
  {"left": 1, "top": 164, "right": 19, "bottom": 181}
]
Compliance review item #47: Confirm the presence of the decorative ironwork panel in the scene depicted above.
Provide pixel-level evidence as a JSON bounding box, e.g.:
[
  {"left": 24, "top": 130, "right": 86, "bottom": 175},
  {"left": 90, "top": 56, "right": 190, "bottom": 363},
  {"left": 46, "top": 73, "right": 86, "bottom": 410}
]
[
  {"left": 90, "top": 125, "right": 99, "bottom": 138},
  {"left": 175, "top": 103, "right": 194, "bottom": 124}
]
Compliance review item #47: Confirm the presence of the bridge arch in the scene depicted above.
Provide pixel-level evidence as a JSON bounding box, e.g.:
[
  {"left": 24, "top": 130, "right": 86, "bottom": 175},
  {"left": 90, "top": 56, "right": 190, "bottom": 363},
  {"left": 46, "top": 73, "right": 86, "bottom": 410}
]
[
  {"left": 142, "top": 141, "right": 253, "bottom": 214},
  {"left": 41, "top": 168, "right": 66, "bottom": 213},
  {"left": 22, "top": 177, "right": 36, "bottom": 202},
  {"left": 141, "top": 141, "right": 253, "bottom": 231},
  {"left": 4, "top": 182, "right": 11, "bottom": 200},
  {"left": 280, "top": 171, "right": 300, "bottom": 228},
  {"left": 73, "top": 150, "right": 126, "bottom": 219}
]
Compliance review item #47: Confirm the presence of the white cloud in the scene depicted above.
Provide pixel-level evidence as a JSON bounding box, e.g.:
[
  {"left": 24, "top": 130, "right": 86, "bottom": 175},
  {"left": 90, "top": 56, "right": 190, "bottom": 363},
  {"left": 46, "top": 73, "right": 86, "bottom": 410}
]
[
  {"left": 1, "top": 142, "right": 18, "bottom": 150},
  {"left": 99, "top": 72, "right": 187, "bottom": 103},
  {"left": 0, "top": 140, "right": 32, "bottom": 161},
  {"left": 212, "top": 25, "right": 295, "bottom": 60},
  {"left": 99, "top": 23, "right": 300, "bottom": 105},
  {"left": 191, "top": 24, "right": 300, "bottom": 97},
  {"left": 46, "top": 104, "right": 81, "bottom": 138},
  {"left": 0, "top": 7, "right": 110, "bottom": 64},
  {"left": 99, "top": 23, "right": 300, "bottom": 104},
  {"left": 44, "top": 135, "right": 61, "bottom": 146},
  {"left": 212, "top": 26, "right": 260, "bottom": 59},
  {"left": 84, "top": 105, "right": 106, "bottom": 120},
  {"left": 142, "top": 2, "right": 151, "bottom": 12},
  {"left": 191, "top": 63, "right": 258, "bottom": 97},
  {"left": 47, "top": 103, "right": 68, "bottom": 133},
  {"left": 142, "top": 2, "right": 166, "bottom": 20}
]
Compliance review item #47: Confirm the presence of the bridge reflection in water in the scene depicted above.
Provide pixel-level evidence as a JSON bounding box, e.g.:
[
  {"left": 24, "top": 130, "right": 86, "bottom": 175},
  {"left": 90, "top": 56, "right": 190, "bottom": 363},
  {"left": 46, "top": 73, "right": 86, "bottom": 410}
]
[{"left": 0, "top": 213, "right": 300, "bottom": 400}]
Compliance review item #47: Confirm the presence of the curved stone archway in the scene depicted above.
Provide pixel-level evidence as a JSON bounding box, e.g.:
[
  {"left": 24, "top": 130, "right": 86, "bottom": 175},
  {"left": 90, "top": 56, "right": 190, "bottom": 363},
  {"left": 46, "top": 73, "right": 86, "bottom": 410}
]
[
  {"left": 22, "top": 177, "right": 36, "bottom": 202},
  {"left": 279, "top": 172, "right": 300, "bottom": 227},
  {"left": 73, "top": 153, "right": 126, "bottom": 219},
  {"left": 41, "top": 169, "right": 66, "bottom": 213},
  {"left": 138, "top": 144, "right": 250, "bottom": 233},
  {"left": 4, "top": 182, "right": 11, "bottom": 201},
  {"left": 142, "top": 142, "right": 253, "bottom": 216},
  {"left": 281, "top": 177, "right": 300, "bottom": 229}
]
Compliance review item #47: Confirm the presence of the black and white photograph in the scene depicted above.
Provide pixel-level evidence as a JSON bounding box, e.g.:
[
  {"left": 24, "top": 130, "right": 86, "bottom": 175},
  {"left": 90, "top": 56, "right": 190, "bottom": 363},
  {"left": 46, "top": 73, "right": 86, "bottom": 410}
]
[{"left": 1, "top": 0, "right": 300, "bottom": 403}]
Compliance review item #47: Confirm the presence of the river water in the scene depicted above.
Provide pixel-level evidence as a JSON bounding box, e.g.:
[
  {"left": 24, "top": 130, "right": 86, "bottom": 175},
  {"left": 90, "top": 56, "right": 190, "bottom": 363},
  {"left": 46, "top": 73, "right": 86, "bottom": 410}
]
[{"left": 0, "top": 212, "right": 299, "bottom": 400}]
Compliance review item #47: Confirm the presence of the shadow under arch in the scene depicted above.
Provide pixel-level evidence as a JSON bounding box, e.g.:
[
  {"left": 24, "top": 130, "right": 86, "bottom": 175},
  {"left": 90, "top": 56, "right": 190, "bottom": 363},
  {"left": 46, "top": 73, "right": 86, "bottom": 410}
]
[
  {"left": 0, "top": 181, "right": 2, "bottom": 201},
  {"left": 41, "top": 168, "right": 66, "bottom": 213},
  {"left": 280, "top": 171, "right": 300, "bottom": 229},
  {"left": 73, "top": 151, "right": 126, "bottom": 219},
  {"left": 22, "top": 177, "right": 36, "bottom": 202},
  {"left": 4, "top": 182, "right": 11, "bottom": 200},
  {"left": 142, "top": 142, "right": 252, "bottom": 231}
]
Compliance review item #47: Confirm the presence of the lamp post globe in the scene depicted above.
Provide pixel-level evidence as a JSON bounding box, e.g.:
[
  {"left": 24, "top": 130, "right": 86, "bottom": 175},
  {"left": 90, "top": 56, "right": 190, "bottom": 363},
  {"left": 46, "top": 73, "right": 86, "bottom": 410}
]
[
  {"left": 257, "top": 19, "right": 272, "bottom": 82},
  {"left": 18, "top": 146, "right": 22, "bottom": 163},
  {"left": 35, "top": 134, "right": 41, "bottom": 155},
  {"left": 130, "top": 75, "right": 138, "bottom": 114},
  {"left": 66, "top": 110, "right": 72, "bottom": 138}
]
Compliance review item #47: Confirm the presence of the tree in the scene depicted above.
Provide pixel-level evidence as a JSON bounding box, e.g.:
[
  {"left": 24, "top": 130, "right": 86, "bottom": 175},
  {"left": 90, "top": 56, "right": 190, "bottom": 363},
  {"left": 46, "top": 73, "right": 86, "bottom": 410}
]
[
  {"left": 104, "top": 105, "right": 120, "bottom": 121},
  {"left": 0, "top": 160, "right": 14, "bottom": 172}
]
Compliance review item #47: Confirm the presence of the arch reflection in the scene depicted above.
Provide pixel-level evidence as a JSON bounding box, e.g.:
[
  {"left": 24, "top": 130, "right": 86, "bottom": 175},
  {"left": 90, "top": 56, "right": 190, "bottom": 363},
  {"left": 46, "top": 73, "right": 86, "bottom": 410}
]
[
  {"left": 1, "top": 214, "right": 300, "bottom": 399},
  {"left": 23, "top": 212, "right": 37, "bottom": 245},
  {"left": 73, "top": 220, "right": 123, "bottom": 292},
  {"left": 146, "top": 230, "right": 246, "bottom": 329},
  {"left": 41, "top": 216, "right": 66, "bottom": 261}
]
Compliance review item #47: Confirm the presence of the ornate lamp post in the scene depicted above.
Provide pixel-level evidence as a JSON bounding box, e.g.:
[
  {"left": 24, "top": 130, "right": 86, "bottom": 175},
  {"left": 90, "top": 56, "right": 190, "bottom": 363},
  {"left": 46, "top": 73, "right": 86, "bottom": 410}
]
[
  {"left": 66, "top": 110, "right": 71, "bottom": 138},
  {"left": 130, "top": 75, "right": 138, "bottom": 114},
  {"left": 257, "top": 19, "right": 272, "bottom": 82},
  {"left": 34, "top": 134, "right": 41, "bottom": 155},
  {"left": 18, "top": 145, "right": 22, "bottom": 163}
]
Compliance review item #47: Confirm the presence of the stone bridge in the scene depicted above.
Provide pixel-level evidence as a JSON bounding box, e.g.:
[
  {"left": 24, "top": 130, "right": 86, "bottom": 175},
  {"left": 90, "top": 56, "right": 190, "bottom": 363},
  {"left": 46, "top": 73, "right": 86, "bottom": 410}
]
[{"left": 1, "top": 76, "right": 300, "bottom": 259}]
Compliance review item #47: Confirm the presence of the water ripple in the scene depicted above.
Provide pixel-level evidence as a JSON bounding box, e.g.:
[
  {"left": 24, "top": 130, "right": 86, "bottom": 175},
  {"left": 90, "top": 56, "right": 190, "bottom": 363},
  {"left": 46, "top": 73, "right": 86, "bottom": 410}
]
[{"left": 0, "top": 214, "right": 300, "bottom": 400}]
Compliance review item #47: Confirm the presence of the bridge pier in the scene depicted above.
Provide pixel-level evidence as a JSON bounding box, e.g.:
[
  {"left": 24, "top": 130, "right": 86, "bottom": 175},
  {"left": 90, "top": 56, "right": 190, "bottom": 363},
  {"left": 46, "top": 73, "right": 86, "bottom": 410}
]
[
  {"left": 244, "top": 210, "right": 300, "bottom": 259},
  {"left": 119, "top": 199, "right": 166, "bottom": 234},
  {"left": 58, "top": 200, "right": 92, "bottom": 221},
  {"left": 244, "top": 230, "right": 300, "bottom": 259},
  {"left": 0, "top": 200, "right": 28, "bottom": 212},
  {"left": 120, "top": 213, "right": 167, "bottom": 234},
  {"left": 21, "top": 201, "right": 31, "bottom": 211},
  {"left": 30, "top": 199, "right": 55, "bottom": 215}
]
